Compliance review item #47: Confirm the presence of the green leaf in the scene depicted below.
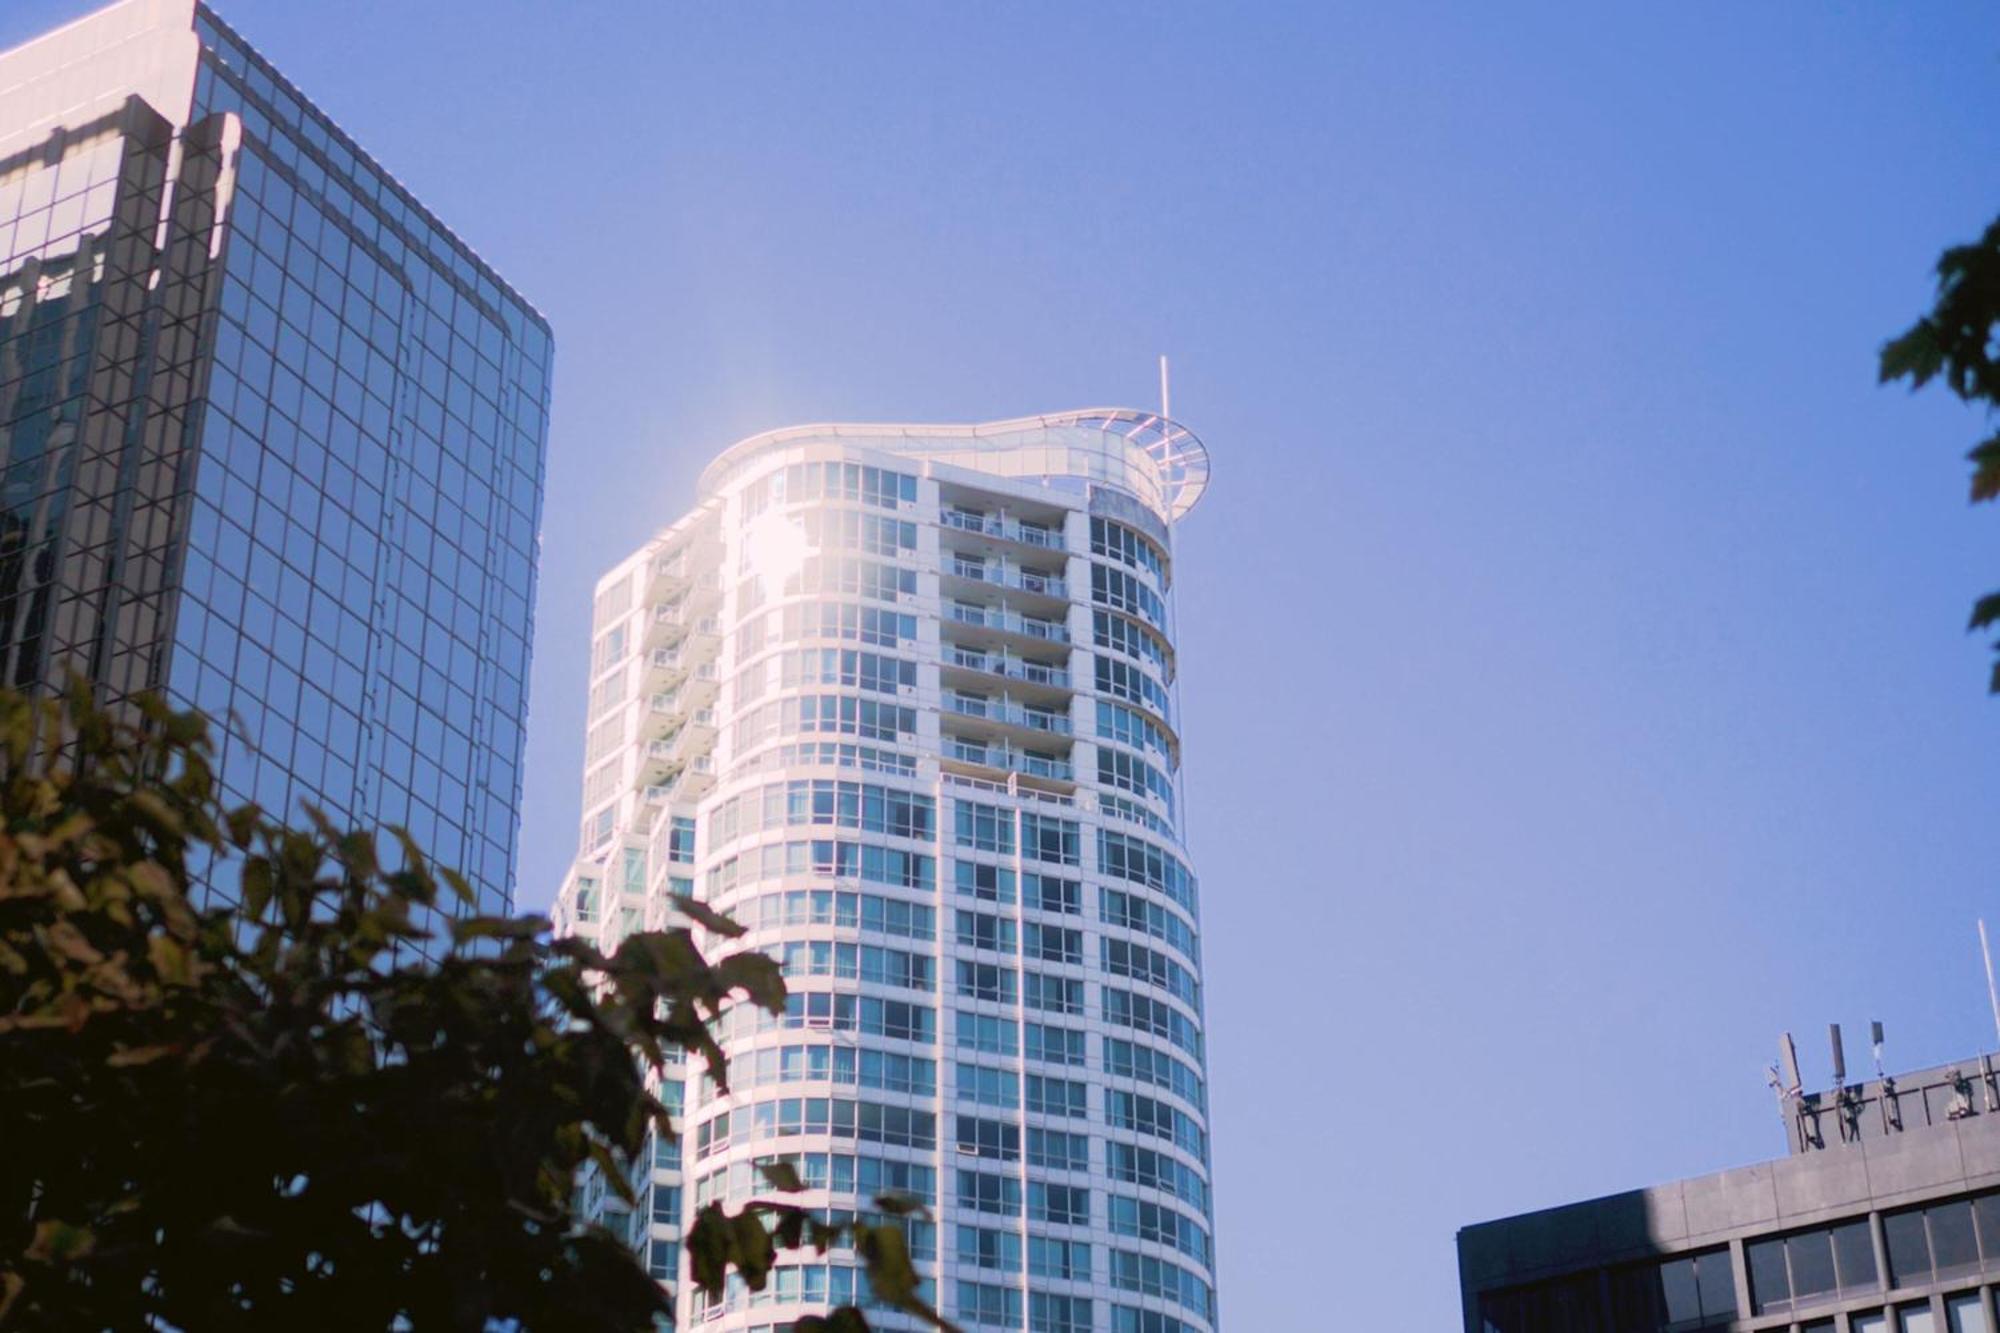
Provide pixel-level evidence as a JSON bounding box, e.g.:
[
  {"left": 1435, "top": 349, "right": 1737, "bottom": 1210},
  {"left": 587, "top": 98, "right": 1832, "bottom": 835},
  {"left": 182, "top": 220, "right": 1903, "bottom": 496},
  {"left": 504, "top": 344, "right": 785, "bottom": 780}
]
[
  {"left": 685, "top": 1203, "right": 730, "bottom": 1294},
  {"left": 450, "top": 914, "right": 548, "bottom": 944},
  {"left": 854, "top": 1222, "right": 917, "bottom": 1306},
  {"left": 671, "top": 893, "right": 747, "bottom": 938},
  {"left": 1969, "top": 433, "right": 2000, "bottom": 503},
  {"left": 1968, "top": 592, "right": 2000, "bottom": 633},
  {"left": 758, "top": 1161, "right": 806, "bottom": 1193},
  {"left": 1880, "top": 319, "right": 1944, "bottom": 388},
  {"left": 730, "top": 1209, "right": 775, "bottom": 1289},
  {"left": 714, "top": 951, "right": 788, "bottom": 1014}
]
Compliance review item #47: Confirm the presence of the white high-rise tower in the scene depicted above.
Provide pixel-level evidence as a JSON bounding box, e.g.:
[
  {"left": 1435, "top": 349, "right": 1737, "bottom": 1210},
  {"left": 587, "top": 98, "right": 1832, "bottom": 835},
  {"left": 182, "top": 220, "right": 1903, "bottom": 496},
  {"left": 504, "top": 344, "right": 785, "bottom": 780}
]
[{"left": 555, "top": 411, "right": 1215, "bottom": 1333}]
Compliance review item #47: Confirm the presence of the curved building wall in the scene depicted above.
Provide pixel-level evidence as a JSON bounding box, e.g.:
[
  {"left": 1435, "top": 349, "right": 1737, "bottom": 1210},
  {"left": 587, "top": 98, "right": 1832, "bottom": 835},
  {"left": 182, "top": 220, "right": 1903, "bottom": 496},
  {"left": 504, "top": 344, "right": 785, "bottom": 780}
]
[{"left": 558, "top": 413, "right": 1216, "bottom": 1333}]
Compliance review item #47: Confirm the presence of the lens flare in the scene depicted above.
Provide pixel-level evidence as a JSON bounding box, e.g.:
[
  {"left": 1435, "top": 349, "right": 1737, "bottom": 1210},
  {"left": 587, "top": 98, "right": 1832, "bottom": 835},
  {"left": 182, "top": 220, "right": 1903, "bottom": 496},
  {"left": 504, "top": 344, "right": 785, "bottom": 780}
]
[{"left": 742, "top": 511, "right": 810, "bottom": 591}]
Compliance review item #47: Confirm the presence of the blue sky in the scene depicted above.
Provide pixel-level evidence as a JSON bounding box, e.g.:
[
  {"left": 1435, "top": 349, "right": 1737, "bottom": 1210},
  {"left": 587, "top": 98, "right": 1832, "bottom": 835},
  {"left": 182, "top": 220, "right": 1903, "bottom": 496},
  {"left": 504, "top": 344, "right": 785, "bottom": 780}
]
[{"left": 7, "top": 2, "right": 2000, "bottom": 1325}]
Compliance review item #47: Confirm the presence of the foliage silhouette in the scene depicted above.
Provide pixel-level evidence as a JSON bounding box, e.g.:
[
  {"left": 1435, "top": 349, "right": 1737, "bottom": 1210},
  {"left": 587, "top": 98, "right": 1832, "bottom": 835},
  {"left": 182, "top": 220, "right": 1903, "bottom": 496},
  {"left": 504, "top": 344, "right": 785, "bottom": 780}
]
[{"left": 0, "top": 685, "right": 954, "bottom": 1331}]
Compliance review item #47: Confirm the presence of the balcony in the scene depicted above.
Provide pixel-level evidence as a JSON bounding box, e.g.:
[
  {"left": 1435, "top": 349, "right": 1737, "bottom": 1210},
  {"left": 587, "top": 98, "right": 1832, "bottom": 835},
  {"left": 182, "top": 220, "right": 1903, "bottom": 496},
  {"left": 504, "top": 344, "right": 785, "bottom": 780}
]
[
  {"left": 644, "top": 647, "right": 688, "bottom": 692},
  {"left": 943, "top": 601, "right": 1070, "bottom": 645},
  {"left": 940, "top": 507, "right": 1066, "bottom": 551},
  {"left": 647, "top": 549, "right": 692, "bottom": 603},
  {"left": 944, "top": 556, "right": 1068, "bottom": 601},
  {"left": 943, "top": 690, "right": 1072, "bottom": 736},
  {"left": 943, "top": 736, "right": 1075, "bottom": 784},
  {"left": 945, "top": 647, "right": 1070, "bottom": 690},
  {"left": 643, "top": 754, "right": 716, "bottom": 806},
  {"left": 644, "top": 601, "right": 691, "bottom": 651}
]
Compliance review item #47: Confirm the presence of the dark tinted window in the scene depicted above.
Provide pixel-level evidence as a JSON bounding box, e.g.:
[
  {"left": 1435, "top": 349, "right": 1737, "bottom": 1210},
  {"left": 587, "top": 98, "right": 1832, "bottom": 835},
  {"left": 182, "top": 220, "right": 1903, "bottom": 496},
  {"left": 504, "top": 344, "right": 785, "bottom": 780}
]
[
  {"left": 1932, "top": 1198, "right": 1982, "bottom": 1280},
  {"left": 1748, "top": 1237, "right": 1790, "bottom": 1314},
  {"left": 1887, "top": 1208, "right": 1931, "bottom": 1288},
  {"left": 1832, "top": 1218, "right": 1881, "bottom": 1293},
  {"left": 1695, "top": 1247, "right": 1738, "bottom": 1319},
  {"left": 1659, "top": 1256, "right": 1702, "bottom": 1325},
  {"left": 1789, "top": 1229, "right": 1837, "bottom": 1302}
]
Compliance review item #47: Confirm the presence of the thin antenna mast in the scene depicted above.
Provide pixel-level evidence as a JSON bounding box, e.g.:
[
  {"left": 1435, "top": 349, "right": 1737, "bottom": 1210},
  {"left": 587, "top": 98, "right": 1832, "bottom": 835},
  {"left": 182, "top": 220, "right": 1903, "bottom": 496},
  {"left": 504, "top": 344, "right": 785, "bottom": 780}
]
[
  {"left": 1159, "top": 354, "right": 1170, "bottom": 422},
  {"left": 1982, "top": 920, "right": 2000, "bottom": 1049}
]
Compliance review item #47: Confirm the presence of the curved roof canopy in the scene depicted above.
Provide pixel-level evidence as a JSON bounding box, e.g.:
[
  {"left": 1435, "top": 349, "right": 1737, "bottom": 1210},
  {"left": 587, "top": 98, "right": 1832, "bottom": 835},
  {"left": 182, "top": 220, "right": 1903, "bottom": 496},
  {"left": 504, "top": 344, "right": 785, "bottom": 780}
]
[{"left": 698, "top": 408, "right": 1212, "bottom": 522}]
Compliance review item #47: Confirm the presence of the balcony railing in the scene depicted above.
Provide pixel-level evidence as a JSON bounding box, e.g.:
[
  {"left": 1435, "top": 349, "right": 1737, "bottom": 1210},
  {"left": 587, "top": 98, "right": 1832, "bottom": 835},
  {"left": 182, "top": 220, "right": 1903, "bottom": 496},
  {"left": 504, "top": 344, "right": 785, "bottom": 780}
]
[
  {"left": 946, "top": 648, "right": 1071, "bottom": 689},
  {"left": 940, "top": 508, "right": 1064, "bottom": 550},
  {"left": 947, "top": 558, "right": 1068, "bottom": 600},
  {"left": 945, "top": 602, "right": 1070, "bottom": 643},
  {"left": 943, "top": 691, "right": 1072, "bottom": 735},
  {"left": 944, "top": 738, "right": 1075, "bottom": 782}
]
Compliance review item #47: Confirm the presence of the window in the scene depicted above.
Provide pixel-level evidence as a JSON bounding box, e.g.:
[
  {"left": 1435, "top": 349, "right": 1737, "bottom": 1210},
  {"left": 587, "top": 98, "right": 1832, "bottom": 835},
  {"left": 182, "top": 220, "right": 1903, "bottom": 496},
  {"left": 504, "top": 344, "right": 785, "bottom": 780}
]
[
  {"left": 1109, "top": 1250, "right": 1212, "bottom": 1319},
  {"left": 957, "top": 910, "right": 1016, "bottom": 953},
  {"left": 1888, "top": 1196, "right": 1991, "bottom": 1288},
  {"left": 1025, "top": 971, "right": 1084, "bottom": 1016},
  {"left": 1026, "top": 872, "right": 1080, "bottom": 915},
  {"left": 955, "top": 1115, "right": 1020, "bottom": 1161},
  {"left": 1747, "top": 1217, "right": 1878, "bottom": 1316},
  {"left": 1103, "top": 936, "right": 1200, "bottom": 1006},
  {"left": 1093, "top": 608, "right": 1172, "bottom": 678},
  {"left": 957, "top": 960, "right": 1017, "bottom": 1004},
  {"left": 1100, "top": 886, "right": 1200, "bottom": 962},
  {"left": 1091, "top": 560, "right": 1169, "bottom": 631},
  {"left": 955, "top": 801, "right": 1015, "bottom": 853},
  {"left": 1031, "top": 1292, "right": 1093, "bottom": 1333},
  {"left": 1020, "top": 812, "right": 1080, "bottom": 865},
  {"left": 956, "top": 1014, "right": 1019, "bottom": 1059},
  {"left": 957, "top": 860, "right": 1017, "bottom": 904},
  {"left": 1098, "top": 745, "right": 1175, "bottom": 811},
  {"left": 1026, "top": 924, "right": 1082, "bottom": 965},
  {"left": 1111, "top": 1309, "right": 1197, "bottom": 1333},
  {"left": 1026, "top": 1074, "right": 1088, "bottom": 1118},
  {"left": 1028, "top": 1127, "right": 1090, "bottom": 1172},
  {"left": 957, "top": 1170, "right": 1021, "bottom": 1216},
  {"left": 1029, "top": 1237, "right": 1092, "bottom": 1281},
  {"left": 1104, "top": 1038, "right": 1206, "bottom": 1110},
  {"left": 956, "top": 1062, "right": 1020, "bottom": 1108},
  {"left": 1097, "top": 830, "right": 1198, "bottom": 914},
  {"left": 1610, "top": 1245, "right": 1738, "bottom": 1331},
  {"left": 1109, "top": 1195, "right": 1210, "bottom": 1267},
  {"left": 1947, "top": 1291, "right": 1992, "bottom": 1333},
  {"left": 957, "top": 1225, "right": 1021, "bottom": 1273},
  {"left": 1095, "top": 653, "right": 1172, "bottom": 721},
  {"left": 957, "top": 1280, "right": 1022, "bottom": 1329},
  {"left": 1030, "top": 1182, "right": 1090, "bottom": 1226},
  {"left": 1090, "top": 516, "right": 1168, "bottom": 585},
  {"left": 1025, "top": 1022, "right": 1086, "bottom": 1067}
]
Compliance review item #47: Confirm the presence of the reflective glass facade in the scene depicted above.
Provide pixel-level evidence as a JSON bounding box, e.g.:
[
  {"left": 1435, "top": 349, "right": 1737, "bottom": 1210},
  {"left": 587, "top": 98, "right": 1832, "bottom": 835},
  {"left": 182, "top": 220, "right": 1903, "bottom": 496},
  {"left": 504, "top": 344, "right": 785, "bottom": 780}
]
[
  {"left": 556, "top": 413, "right": 1217, "bottom": 1332},
  {"left": 0, "top": 0, "right": 550, "bottom": 916}
]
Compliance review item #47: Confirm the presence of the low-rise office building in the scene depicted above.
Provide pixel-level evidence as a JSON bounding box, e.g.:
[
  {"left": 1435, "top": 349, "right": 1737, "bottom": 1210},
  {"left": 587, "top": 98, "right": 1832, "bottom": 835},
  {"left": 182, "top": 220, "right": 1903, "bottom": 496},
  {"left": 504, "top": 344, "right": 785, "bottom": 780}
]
[{"left": 1460, "top": 1052, "right": 2000, "bottom": 1332}]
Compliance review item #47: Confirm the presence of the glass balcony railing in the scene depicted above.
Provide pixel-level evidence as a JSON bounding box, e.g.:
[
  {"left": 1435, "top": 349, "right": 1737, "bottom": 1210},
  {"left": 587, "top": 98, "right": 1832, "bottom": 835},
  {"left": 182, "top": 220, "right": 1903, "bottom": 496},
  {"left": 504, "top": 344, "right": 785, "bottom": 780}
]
[
  {"left": 940, "top": 508, "right": 1064, "bottom": 550},
  {"left": 944, "top": 602, "right": 1070, "bottom": 643},
  {"left": 943, "top": 691, "right": 1073, "bottom": 735},
  {"left": 947, "top": 559, "right": 1068, "bottom": 599},
  {"left": 944, "top": 738, "right": 1075, "bottom": 782},
  {"left": 946, "top": 649, "right": 1070, "bottom": 689}
]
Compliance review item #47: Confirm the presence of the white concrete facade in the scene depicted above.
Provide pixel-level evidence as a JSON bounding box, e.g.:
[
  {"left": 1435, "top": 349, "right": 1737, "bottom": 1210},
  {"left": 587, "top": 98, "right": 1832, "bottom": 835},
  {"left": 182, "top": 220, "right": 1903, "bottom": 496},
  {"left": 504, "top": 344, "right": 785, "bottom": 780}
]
[{"left": 556, "top": 411, "right": 1216, "bottom": 1333}]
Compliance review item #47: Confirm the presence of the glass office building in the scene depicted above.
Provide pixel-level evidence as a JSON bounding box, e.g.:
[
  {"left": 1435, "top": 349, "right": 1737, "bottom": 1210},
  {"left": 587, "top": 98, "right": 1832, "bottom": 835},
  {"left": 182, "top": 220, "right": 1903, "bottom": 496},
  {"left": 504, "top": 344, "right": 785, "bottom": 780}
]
[
  {"left": 554, "top": 412, "right": 1218, "bottom": 1332},
  {"left": 0, "top": 0, "right": 551, "bottom": 914}
]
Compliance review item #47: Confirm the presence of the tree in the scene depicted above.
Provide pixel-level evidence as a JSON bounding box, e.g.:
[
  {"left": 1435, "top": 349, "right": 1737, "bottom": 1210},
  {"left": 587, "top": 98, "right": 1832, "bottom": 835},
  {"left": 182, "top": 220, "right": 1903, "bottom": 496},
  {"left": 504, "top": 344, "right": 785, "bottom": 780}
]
[
  {"left": 0, "top": 685, "right": 954, "bottom": 1331},
  {"left": 1881, "top": 216, "right": 2000, "bottom": 690}
]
